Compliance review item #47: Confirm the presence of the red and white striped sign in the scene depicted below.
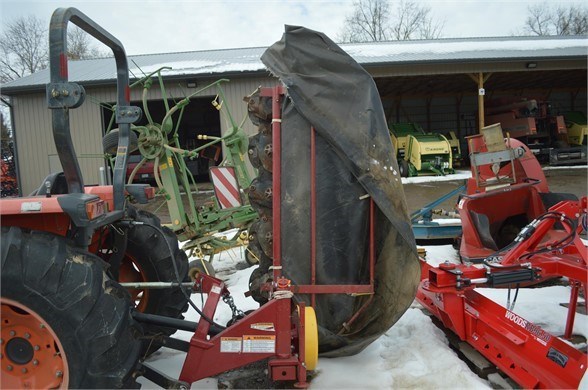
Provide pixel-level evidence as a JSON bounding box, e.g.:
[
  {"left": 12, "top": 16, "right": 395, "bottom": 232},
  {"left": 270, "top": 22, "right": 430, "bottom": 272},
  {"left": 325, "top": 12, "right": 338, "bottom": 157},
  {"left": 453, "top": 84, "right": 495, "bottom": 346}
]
[{"left": 210, "top": 166, "right": 242, "bottom": 209}]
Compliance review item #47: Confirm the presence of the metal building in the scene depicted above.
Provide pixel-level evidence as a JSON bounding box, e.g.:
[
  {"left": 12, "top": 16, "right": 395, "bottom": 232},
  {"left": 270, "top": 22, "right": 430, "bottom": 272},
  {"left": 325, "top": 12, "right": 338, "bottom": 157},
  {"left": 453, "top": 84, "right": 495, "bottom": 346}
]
[{"left": 2, "top": 35, "right": 586, "bottom": 195}]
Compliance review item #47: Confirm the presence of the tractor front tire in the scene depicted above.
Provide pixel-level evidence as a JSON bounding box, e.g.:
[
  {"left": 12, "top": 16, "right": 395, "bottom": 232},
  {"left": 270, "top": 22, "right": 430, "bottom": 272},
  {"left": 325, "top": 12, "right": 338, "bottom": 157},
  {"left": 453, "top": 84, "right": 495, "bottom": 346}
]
[
  {"left": 1, "top": 227, "right": 141, "bottom": 389},
  {"left": 121, "top": 209, "right": 190, "bottom": 356}
]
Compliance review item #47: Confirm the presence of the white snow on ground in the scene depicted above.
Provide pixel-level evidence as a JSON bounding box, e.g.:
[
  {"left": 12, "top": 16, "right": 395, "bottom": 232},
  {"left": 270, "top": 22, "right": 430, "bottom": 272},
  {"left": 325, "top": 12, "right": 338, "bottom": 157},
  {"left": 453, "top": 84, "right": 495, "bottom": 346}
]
[
  {"left": 402, "top": 170, "right": 472, "bottom": 184},
  {"left": 543, "top": 165, "right": 588, "bottom": 171},
  {"left": 401, "top": 170, "right": 471, "bottom": 184},
  {"left": 399, "top": 163, "right": 588, "bottom": 185},
  {"left": 311, "top": 307, "right": 489, "bottom": 389},
  {"left": 139, "top": 240, "right": 587, "bottom": 389},
  {"left": 416, "top": 218, "right": 461, "bottom": 225}
]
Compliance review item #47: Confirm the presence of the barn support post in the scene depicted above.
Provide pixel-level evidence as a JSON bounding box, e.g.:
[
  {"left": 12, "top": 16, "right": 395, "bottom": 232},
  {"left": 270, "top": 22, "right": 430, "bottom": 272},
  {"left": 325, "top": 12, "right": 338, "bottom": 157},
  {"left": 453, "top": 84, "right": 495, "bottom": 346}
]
[{"left": 468, "top": 72, "right": 492, "bottom": 132}]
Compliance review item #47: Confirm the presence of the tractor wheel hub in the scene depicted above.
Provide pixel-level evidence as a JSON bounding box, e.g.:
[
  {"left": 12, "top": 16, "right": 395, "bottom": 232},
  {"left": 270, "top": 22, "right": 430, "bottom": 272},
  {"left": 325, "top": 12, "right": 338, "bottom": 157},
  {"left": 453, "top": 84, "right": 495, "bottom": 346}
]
[{"left": 5, "top": 337, "right": 34, "bottom": 365}]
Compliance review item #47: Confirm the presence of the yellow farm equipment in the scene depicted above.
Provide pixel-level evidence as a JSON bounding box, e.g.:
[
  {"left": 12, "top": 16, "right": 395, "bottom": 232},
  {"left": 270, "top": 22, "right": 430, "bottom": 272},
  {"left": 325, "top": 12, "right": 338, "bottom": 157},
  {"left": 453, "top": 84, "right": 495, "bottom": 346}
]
[{"left": 390, "top": 123, "right": 454, "bottom": 177}]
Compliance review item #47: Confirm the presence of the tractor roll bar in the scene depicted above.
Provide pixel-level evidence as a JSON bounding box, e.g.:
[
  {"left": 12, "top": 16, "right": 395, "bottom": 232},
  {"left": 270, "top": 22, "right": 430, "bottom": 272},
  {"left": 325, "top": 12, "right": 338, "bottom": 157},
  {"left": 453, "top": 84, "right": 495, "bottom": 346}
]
[{"left": 47, "top": 7, "right": 141, "bottom": 210}]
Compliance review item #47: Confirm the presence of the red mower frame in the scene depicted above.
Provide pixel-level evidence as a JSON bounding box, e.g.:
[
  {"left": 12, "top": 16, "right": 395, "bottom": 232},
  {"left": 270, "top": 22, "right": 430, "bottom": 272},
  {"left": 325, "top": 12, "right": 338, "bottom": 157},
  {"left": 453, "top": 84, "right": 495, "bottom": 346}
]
[
  {"left": 417, "top": 196, "right": 587, "bottom": 388},
  {"left": 137, "top": 86, "right": 380, "bottom": 388}
]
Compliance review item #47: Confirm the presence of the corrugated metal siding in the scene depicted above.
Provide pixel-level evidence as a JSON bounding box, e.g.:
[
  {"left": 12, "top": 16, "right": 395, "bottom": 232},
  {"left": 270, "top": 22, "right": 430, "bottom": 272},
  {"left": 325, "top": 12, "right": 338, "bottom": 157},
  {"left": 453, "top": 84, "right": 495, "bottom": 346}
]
[
  {"left": 14, "top": 76, "right": 277, "bottom": 195},
  {"left": 13, "top": 90, "right": 109, "bottom": 194},
  {"left": 219, "top": 76, "right": 279, "bottom": 136},
  {"left": 13, "top": 94, "right": 56, "bottom": 195}
]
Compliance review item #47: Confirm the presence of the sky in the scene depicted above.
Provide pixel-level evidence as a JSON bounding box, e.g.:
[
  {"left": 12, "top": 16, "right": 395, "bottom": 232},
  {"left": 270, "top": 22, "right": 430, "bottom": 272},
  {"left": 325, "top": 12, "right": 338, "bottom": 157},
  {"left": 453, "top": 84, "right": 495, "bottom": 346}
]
[{"left": 0, "top": 0, "right": 582, "bottom": 56}]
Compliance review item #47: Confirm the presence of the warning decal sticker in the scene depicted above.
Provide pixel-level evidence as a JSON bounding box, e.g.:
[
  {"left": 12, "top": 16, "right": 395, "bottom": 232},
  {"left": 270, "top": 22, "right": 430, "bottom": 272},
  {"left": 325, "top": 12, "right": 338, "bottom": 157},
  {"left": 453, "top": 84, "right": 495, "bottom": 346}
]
[
  {"left": 210, "top": 286, "right": 222, "bottom": 295},
  {"left": 220, "top": 337, "right": 242, "bottom": 353},
  {"left": 250, "top": 323, "right": 275, "bottom": 332},
  {"left": 242, "top": 335, "right": 275, "bottom": 353}
]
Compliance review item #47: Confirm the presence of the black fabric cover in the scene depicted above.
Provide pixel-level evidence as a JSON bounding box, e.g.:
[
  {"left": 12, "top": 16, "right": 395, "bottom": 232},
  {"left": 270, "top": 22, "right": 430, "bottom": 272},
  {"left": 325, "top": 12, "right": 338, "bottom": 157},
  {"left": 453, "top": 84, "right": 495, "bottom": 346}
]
[{"left": 261, "top": 26, "right": 420, "bottom": 357}]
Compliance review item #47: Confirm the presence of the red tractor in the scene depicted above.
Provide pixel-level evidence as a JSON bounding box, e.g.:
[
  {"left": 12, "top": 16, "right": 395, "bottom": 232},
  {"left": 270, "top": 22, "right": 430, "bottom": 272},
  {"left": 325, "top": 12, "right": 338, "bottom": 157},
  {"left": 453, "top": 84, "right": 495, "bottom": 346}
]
[{"left": 0, "top": 9, "right": 190, "bottom": 387}]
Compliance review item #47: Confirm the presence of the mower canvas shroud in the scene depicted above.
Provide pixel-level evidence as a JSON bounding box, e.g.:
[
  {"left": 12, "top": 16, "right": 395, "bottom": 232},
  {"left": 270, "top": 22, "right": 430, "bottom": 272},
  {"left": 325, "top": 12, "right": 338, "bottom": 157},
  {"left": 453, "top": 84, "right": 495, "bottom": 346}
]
[{"left": 261, "top": 26, "right": 420, "bottom": 357}]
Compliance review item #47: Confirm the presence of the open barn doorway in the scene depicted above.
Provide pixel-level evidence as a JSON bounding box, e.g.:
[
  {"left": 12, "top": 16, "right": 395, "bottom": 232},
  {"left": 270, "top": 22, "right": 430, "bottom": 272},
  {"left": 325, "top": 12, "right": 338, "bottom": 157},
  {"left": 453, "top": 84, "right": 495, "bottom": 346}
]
[{"left": 101, "top": 96, "right": 221, "bottom": 183}]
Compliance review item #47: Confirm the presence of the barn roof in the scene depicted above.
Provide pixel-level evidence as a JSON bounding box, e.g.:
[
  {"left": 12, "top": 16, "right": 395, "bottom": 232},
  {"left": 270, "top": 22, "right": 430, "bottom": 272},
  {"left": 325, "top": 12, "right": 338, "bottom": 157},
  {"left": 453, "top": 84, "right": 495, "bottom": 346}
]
[{"left": 2, "top": 35, "right": 586, "bottom": 94}]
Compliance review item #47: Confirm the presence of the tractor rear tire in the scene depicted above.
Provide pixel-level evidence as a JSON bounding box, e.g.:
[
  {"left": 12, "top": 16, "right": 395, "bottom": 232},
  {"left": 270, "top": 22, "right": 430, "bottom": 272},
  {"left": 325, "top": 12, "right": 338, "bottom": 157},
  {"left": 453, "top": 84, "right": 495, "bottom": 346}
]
[
  {"left": 1, "top": 227, "right": 141, "bottom": 389},
  {"left": 121, "top": 209, "right": 190, "bottom": 356}
]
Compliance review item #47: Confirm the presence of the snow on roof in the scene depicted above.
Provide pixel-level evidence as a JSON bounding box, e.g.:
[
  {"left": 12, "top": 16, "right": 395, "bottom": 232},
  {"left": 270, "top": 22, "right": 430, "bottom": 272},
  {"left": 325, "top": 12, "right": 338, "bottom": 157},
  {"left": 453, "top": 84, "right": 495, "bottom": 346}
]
[
  {"left": 129, "top": 58, "right": 264, "bottom": 77},
  {"left": 2, "top": 35, "right": 587, "bottom": 93},
  {"left": 344, "top": 35, "right": 588, "bottom": 58}
]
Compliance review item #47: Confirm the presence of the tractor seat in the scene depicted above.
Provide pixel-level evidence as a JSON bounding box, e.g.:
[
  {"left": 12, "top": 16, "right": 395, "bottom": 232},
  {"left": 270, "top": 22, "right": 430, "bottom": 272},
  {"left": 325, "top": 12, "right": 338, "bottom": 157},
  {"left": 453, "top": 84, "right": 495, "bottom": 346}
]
[{"left": 29, "top": 172, "right": 68, "bottom": 196}]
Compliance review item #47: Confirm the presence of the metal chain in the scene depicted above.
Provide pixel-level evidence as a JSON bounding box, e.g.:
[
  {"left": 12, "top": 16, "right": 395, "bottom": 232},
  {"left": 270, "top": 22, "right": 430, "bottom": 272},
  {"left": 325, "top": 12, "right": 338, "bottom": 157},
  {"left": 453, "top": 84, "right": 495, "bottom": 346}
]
[{"left": 222, "top": 293, "right": 244, "bottom": 320}]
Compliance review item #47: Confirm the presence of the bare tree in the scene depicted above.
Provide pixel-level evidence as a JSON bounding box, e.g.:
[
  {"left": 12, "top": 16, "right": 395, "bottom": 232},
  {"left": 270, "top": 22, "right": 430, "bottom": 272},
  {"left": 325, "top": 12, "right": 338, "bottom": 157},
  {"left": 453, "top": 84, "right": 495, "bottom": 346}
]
[
  {"left": 418, "top": 8, "right": 445, "bottom": 40},
  {"left": 390, "top": 0, "right": 443, "bottom": 40},
  {"left": 555, "top": 4, "right": 588, "bottom": 35},
  {"left": 1, "top": 112, "right": 9, "bottom": 141},
  {"left": 339, "top": 0, "right": 444, "bottom": 43},
  {"left": 339, "top": 0, "right": 392, "bottom": 42},
  {"left": 523, "top": 2, "right": 587, "bottom": 36},
  {"left": 0, "top": 16, "right": 48, "bottom": 82},
  {"left": 1, "top": 16, "right": 107, "bottom": 83},
  {"left": 525, "top": 3, "right": 552, "bottom": 35},
  {"left": 67, "top": 26, "right": 106, "bottom": 60}
]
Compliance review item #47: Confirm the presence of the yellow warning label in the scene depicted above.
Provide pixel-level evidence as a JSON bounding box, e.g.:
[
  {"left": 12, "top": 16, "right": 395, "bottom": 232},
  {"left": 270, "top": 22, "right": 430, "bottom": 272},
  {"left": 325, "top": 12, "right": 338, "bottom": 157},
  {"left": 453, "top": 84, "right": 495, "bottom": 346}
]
[
  {"left": 220, "top": 337, "right": 242, "bottom": 353},
  {"left": 167, "top": 156, "right": 174, "bottom": 167},
  {"left": 242, "top": 335, "right": 275, "bottom": 353},
  {"left": 159, "top": 163, "right": 168, "bottom": 171},
  {"left": 244, "top": 335, "right": 274, "bottom": 340}
]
